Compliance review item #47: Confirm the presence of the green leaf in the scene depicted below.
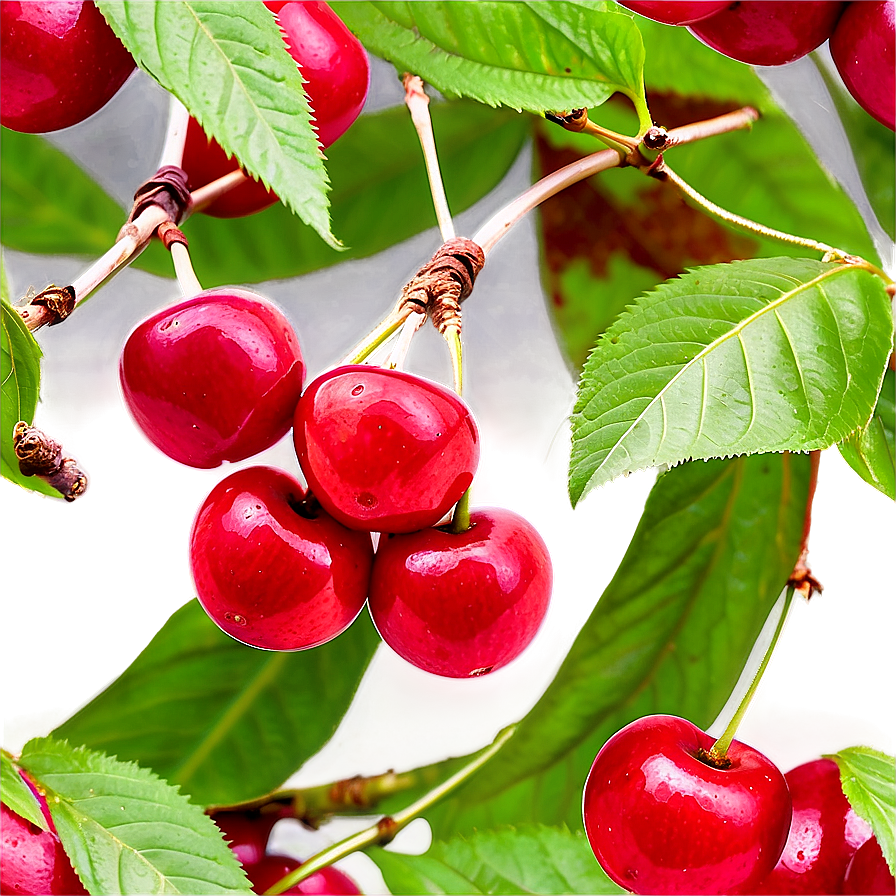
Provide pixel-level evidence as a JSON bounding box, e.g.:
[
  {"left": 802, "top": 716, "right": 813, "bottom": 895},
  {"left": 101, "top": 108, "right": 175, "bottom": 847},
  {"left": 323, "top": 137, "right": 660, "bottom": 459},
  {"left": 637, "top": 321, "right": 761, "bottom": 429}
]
[
  {"left": 174, "top": 101, "right": 529, "bottom": 287},
  {"left": 337, "top": 2, "right": 649, "bottom": 126},
  {"left": 839, "top": 368, "right": 895, "bottom": 500},
  {"left": 369, "top": 826, "right": 624, "bottom": 895},
  {"left": 570, "top": 259, "right": 892, "bottom": 503},
  {"left": 19, "top": 737, "right": 252, "bottom": 895},
  {"left": 1, "top": 749, "right": 49, "bottom": 831},
  {"left": 96, "top": 0, "right": 335, "bottom": 247},
  {"left": 407, "top": 453, "right": 808, "bottom": 836},
  {"left": 54, "top": 600, "right": 380, "bottom": 808},
  {"left": 825, "top": 746, "right": 896, "bottom": 876}
]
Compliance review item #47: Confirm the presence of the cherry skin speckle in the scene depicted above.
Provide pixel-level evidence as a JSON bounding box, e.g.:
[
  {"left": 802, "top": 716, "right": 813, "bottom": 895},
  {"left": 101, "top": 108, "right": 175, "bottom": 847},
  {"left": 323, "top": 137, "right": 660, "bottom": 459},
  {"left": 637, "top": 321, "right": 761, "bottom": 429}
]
[{"left": 582, "top": 714, "right": 792, "bottom": 895}]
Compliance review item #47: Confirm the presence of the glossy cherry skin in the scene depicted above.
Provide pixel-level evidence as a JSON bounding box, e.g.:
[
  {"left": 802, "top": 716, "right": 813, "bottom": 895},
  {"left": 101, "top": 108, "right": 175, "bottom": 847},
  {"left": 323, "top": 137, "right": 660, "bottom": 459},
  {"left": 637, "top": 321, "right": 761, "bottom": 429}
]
[
  {"left": 583, "top": 715, "right": 792, "bottom": 895},
  {"left": 212, "top": 809, "right": 283, "bottom": 868},
  {"left": 830, "top": 0, "right": 895, "bottom": 131},
  {"left": 191, "top": 466, "right": 373, "bottom": 651},
  {"left": 120, "top": 288, "right": 305, "bottom": 468},
  {"left": 294, "top": 365, "right": 480, "bottom": 534},
  {"left": 616, "top": 1, "right": 730, "bottom": 26},
  {"left": 0, "top": 776, "right": 87, "bottom": 895},
  {"left": 0, "top": 1, "right": 135, "bottom": 133},
  {"left": 368, "top": 508, "right": 552, "bottom": 678},
  {"left": 245, "top": 855, "right": 362, "bottom": 894},
  {"left": 749, "top": 758, "right": 871, "bottom": 894},
  {"left": 689, "top": 1, "right": 846, "bottom": 66},
  {"left": 182, "top": 0, "right": 369, "bottom": 217},
  {"left": 842, "top": 837, "right": 896, "bottom": 895}
]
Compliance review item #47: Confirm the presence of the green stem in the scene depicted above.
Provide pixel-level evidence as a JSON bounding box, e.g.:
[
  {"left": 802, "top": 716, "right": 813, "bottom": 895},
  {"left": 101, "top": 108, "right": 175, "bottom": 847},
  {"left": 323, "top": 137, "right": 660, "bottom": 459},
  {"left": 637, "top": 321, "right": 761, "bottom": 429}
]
[
  {"left": 450, "top": 488, "right": 472, "bottom": 534},
  {"left": 263, "top": 726, "right": 516, "bottom": 895},
  {"left": 340, "top": 309, "right": 412, "bottom": 366},
  {"left": 444, "top": 325, "right": 463, "bottom": 395},
  {"left": 711, "top": 586, "right": 795, "bottom": 758}
]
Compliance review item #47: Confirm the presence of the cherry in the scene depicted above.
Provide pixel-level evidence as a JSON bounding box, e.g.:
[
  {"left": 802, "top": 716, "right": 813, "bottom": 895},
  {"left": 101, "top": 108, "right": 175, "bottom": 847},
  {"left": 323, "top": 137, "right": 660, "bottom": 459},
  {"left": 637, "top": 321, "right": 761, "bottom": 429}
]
[
  {"left": 616, "top": 1, "right": 731, "bottom": 26},
  {"left": 0, "top": 774, "right": 87, "bottom": 896},
  {"left": 0, "top": 1, "right": 135, "bottom": 134},
  {"left": 293, "top": 365, "right": 480, "bottom": 534},
  {"left": 245, "top": 854, "right": 362, "bottom": 894},
  {"left": 749, "top": 758, "right": 871, "bottom": 894},
  {"left": 120, "top": 288, "right": 305, "bottom": 468},
  {"left": 190, "top": 466, "right": 373, "bottom": 651},
  {"left": 842, "top": 836, "right": 896, "bottom": 895},
  {"left": 688, "top": 2, "right": 846, "bottom": 66},
  {"left": 368, "top": 508, "right": 552, "bottom": 678},
  {"left": 582, "top": 714, "right": 792, "bottom": 895},
  {"left": 830, "top": 0, "right": 895, "bottom": 131},
  {"left": 181, "top": 0, "right": 370, "bottom": 218},
  {"left": 212, "top": 809, "right": 283, "bottom": 868}
]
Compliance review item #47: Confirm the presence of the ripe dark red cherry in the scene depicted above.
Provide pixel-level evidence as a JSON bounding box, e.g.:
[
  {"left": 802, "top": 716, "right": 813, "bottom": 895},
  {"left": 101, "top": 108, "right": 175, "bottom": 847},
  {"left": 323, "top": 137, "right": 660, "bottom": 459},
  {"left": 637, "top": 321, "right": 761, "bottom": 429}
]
[
  {"left": 246, "top": 855, "right": 362, "bottom": 894},
  {"left": 181, "top": 0, "right": 370, "bottom": 218},
  {"left": 212, "top": 809, "right": 283, "bottom": 868},
  {"left": 368, "top": 508, "right": 552, "bottom": 678},
  {"left": 689, "top": 1, "right": 846, "bottom": 66},
  {"left": 0, "top": 1, "right": 135, "bottom": 133},
  {"left": 120, "top": 288, "right": 305, "bottom": 468},
  {"left": 616, "top": 1, "right": 730, "bottom": 26},
  {"left": 190, "top": 466, "right": 373, "bottom": 651},
  {"left": 582, "top": 715, "right": 792, "bottom": 895},
  {"left": 830, "top": 0, "right": 895, "bottom": 131},
  {"left": 842, "top": 837, "right": 896, "bottom": 895},
  {"left": 294, "top": 365, "right": 480, "bottom": 534},
  {"left": 750, "top": 758, "right": 871, "bottom": 894},
  {"left": 0, "top": 776, "right": 87, "bottom": 896}
]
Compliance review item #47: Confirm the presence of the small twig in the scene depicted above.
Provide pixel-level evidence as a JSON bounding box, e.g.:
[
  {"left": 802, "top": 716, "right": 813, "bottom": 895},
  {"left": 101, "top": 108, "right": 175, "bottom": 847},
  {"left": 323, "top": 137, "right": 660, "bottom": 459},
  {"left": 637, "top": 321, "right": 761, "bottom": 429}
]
[
  {"left": 788, "top": 450, "right": 823, "bottom": 600},
  {"left": 13, "top": 422, "right": 87, "bottom": 501},
  {"left": 544, "top": 108, "right": 638, "bottom": 157},
  {"left": 404, "top": 74, "right": 455, "bottom": 241}
]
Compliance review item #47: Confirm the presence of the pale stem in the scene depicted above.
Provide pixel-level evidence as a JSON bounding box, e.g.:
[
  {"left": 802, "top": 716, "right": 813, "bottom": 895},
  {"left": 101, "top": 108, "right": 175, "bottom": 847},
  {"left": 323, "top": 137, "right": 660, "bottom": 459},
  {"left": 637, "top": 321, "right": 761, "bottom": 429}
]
[
  {"left": 404, "top": 74, "right": 455, "bottom": 241},
  {"left": 340, "top": 308, "right": 415, "bottom": 366},
  {"left": 188, "top": 169, "right": 250, "bottom": 215},
  {"left": 657, "top": 163, "right": 840, "bottom": 257},
  {"left": 386, "top": 310, "right": 426, "bottom": 370},
  {"left": 444, "top": 324, "right": 463, "bottom": 395},
  {"left": 170, "top": 242, "right": 203, "bottom": 297},
  {"left": 472, "top": 106, "right": 761, "bottom": 256},
  {"left": 159, "top": 96, "right": 191, "bottom": 168},
  {"left": 264, "top": 726, "right": 517, "bottom": 895}
]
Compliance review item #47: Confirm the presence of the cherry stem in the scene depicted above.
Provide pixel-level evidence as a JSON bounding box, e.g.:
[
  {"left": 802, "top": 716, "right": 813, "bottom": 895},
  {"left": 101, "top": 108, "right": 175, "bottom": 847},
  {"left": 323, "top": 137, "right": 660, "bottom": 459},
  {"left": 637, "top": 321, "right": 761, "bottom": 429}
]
[
  {"left": 340, "top": 308, "right": 413, "bottom": 366},
  {"left": 450, "top": 487, "right": 472, "bottom": 534},
  {"left": 471, "top": 106, "right": 759, "bottom": 256},
  {"left": 159, "top": 96, "right": 190, "bottom": 169},
  {"left": 404, "top": 73, "right": 455, "bottom": 241},
  {"left": 444, "top": 324, "right": 463, "bottom": 395},
  {"left": 386, "top": 310, "right": 426, "bottom": 370},
  {"left": 170, "top": 241, "right": 203, "bottom": 297},
  {"left": 710, "top": 585, "right": 796, "bottom": 759},
  {"left": 262, "top": 726, "right": 516, "bottom": 895},
  {"left": 653, "top": 162, "right": 844, "bottom": 259}
]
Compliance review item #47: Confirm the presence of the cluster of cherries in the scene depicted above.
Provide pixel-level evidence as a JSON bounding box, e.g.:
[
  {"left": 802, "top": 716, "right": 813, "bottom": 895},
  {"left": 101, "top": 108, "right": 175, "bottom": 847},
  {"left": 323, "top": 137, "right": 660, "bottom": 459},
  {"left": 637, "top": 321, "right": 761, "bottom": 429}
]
[
  {"left": 582, "top": 714, "right": 895, "bottom": 895},
  {"left": 619, "top": 0, "right": 895, "bottom": 131}
]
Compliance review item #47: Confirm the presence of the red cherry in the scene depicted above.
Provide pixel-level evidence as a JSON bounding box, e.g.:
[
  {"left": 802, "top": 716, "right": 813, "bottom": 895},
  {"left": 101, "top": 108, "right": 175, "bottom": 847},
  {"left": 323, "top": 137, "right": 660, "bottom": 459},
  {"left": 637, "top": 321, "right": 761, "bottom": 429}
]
[
  {"left": 0, "top": 775, "right": 87, "bottom": 896},
  {"left": 750, "top": 758, "right": 871, "bottom": 894},
  {"left": 830, "top": 0, "right": 895, "bottom": 131},
  {"left": 190, "top": 466, "right": 373, "bottom": 651},
  {"left": 212, "top": 810, "right": 282, "bottom": 868},
  {"left": 582, "top": 715, "right": 792, "bottom": 895},
  {"left": 120, "top": 288, "right": 305, "bottom": 468},
  {"left": 0, "top": 1, "right": 135, "bottom": 133},
  {"left": 245, "top": 854, "right": 362, "bottom": 895},
  {"left": 368, "top": 508, "right": 552, "bottom": 678},
  {"left": 843, "top": 837, "right": 896, "bottom": 895},
  {"left": 293, "top": 365, "right": 480, "bottom": 534},
  {"left": 616, "top": 1, "right": 731, "bottom": 26},
  {"left": 689, "top": 1, "right": 846, "bottom": 66},
  {"left": 181, "top": 0, "right": 369, "bottom": 218}
]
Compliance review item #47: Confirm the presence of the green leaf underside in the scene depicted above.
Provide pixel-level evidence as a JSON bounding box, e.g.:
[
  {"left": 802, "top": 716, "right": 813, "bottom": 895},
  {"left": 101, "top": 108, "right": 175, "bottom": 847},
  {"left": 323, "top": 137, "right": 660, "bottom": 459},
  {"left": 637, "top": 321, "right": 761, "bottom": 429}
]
[
  {"left": 826, "top": 747, "right": 896, "bottom": 877},
  {"left": 570, "top": 259, "right": 892, "bottom": 503},
  {"left": 378, "top": 453, "right": 808, "bottom": 837},
  {"left": 369, "top": 826, "right": 624, "bottom": 895},
  {"left": 838, "top": 368, "right": 895, "bottom": 500},
  {"left": 55, "top": 601, "right": 380, "bottom": 808},
  {"left": 19, "top": 737, "right": 252, "bottom": 896},
  {"left": 337, "top": 2, "right": 648, "bottom": 122},
  {"left": 96, "top": 0, "right": 335, "bottom": 247},
  {"left": 1, "top": 749, "right": 49, "bottom": 830},
  {"left": 0, "top": 295, "right": 56, "bottom": 497}
]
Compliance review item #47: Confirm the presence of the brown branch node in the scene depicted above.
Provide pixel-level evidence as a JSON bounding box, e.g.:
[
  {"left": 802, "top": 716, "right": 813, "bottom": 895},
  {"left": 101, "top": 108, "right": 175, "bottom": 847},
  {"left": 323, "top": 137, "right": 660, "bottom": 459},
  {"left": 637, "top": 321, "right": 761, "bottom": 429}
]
[
  {"left": 19, "top": 284, "right": 76, "bottom": 327},
  {"left": 788, "top": 549, "right": 823, "bottom": 600},
  {"left": 398, "top": 238, "right": 485, "bottom": 334},
  {"left": 13, "top": 422, "right": 87, "bottom": 502},
  {"left": 157, "top": 221, "right": 189, "bottom": 251},
  {"left": 121, "top": 164, "right": 192, "bottom": 236},
  {"left": 544, "top": 107, "right": 588, "bottom": 132},
  {"left": 375, "top": 816, "right": 400, "bottom": 847}
]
